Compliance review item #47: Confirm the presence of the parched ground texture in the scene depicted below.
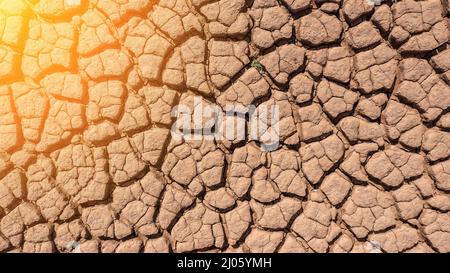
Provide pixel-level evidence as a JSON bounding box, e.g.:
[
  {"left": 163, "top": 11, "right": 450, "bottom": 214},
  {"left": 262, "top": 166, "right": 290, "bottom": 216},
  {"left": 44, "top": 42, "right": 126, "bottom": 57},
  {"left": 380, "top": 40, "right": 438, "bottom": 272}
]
[{"left": 0, "top": 0, "right": 449, "bottom": 253}]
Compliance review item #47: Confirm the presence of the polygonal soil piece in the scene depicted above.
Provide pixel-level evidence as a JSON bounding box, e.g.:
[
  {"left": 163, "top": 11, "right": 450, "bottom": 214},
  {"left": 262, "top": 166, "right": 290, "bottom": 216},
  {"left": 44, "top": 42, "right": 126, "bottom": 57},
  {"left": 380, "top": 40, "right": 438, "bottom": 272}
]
[
  {"left": 259, "top": 44, "right": 305, "bottom": 85},
  {"left": 296, "top": 10, "right": 343, "bottom": 46}
]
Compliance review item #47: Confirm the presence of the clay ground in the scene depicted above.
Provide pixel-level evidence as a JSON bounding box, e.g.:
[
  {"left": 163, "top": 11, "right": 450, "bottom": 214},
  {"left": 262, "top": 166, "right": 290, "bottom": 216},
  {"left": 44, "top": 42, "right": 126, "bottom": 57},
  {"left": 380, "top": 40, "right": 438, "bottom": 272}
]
[{"left": 0, "top": 0, "right": 449, "bottom": 253}]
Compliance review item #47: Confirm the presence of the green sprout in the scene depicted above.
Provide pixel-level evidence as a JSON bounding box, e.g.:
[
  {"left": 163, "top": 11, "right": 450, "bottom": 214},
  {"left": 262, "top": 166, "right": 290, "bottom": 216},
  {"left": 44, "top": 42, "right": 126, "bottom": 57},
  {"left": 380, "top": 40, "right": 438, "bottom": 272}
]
[{"left": 251, "top": 58, "right": 264, "bottom": 74}]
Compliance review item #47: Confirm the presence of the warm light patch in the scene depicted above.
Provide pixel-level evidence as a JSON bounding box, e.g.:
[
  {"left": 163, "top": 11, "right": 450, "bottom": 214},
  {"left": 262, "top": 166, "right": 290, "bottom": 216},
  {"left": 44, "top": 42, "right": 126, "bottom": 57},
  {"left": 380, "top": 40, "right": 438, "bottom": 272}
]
[{"left": 0, "top": 0, "right": 448, "bottom": 254}]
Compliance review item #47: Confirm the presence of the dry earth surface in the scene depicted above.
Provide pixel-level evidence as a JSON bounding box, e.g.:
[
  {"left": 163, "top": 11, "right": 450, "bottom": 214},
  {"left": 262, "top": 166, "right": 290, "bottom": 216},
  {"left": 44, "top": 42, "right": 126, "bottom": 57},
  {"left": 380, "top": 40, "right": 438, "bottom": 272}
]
[{"left": 0, "top": 0, "right": 449, "bottom": 253}]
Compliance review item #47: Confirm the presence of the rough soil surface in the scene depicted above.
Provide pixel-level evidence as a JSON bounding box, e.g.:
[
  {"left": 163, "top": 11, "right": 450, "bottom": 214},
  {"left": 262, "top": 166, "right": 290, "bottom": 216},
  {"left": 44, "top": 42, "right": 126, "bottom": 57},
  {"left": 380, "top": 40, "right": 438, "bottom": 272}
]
[{"left": 0, "top": 0, "right": 449, "bottom": 253}]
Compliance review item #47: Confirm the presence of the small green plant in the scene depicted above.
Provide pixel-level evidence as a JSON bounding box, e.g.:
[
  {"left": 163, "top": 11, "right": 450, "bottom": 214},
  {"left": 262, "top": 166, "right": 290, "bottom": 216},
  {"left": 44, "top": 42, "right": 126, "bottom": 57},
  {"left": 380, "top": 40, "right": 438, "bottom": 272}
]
[{"left": 251, "top": 58, "right": 264, "bottom": 74}]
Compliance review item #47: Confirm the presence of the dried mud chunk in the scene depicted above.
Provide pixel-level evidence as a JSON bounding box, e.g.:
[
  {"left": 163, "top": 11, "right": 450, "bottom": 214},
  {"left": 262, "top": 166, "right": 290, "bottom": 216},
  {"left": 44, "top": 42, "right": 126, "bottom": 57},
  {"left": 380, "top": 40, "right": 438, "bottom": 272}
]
[
  {"left": 172, "top": 92, "right": 216, "bottom": 134},
  {"left": 305, "top": 48, "right": 327, "bottom": 78},
  {"left": 323, "top": 47, "right": 352, "bottom": 84},
  {"left": 269, "top": 148, "right": 307, "bottom": 198},
  {"left": 101, "top": 240, "right": 121, "bottom": 253},
  {"left": 259, "top": 44, "right": 305, "bottom": 85},
  {"left": 331, "top": 233, "right": 355, "bottom": 253},
  {"left": 163, "top": 140, "right": 225, "bottom": 188},
  {"left": 144, "top": 237, "right": 171, "bottom": 253},
  {"left": 243, "top": 228, "right": 284, "bottom": 253},
  {"left": 430, "top": 48, "right": 450, "bottom": 73},
  {"left": 123, "top": 18, "right": 172, "bottom": 82},
  {"left": 83, "top": 121, "right": 119, "bottom": 145},
  {"left": 171, "top": 203, "right": 224, "bottom": 252},
  {"left": 0, "top": 91, "right": 20, "bottom": 151},
  {"left": 208, "top": 39, "right": 249, "bottom": 89},
  {"left": 23, "top": 224, "right": 54, "bottom": 253},
  {"left": 76, "top": 240, "right": 99, "bottom": 253},
  {"left": 34, "top": 0, "right": 83, "bottom": 19},
  {"left": 80, "top": 48, "right": 131, "bottom": 80},
  {"left": 112, "top": 171, "right": 165, "bottom": 236},
  {"left": 54, "top": 220, "right": 86, "bottom": 252},
  {"left": 53, "top": 144, "right": 110, "bottom": 205},
  {"left": 118, "top": 93, "right": 150, "bottom": 133},
  {"left": 87, "top": 81, "right": 126, "bottom": 123},
  {"left": 199, "top": 0, "right": 251, "bottom": 38},
  {"left": 37, "top": 98, "right": 86, "bottom": 152},
  {"left": 214, "top": 114, "right": 247, "bottom": 149},
  {"left": 392, "top": 184, "right": 423, "bottom": 221},
  {"left": 0, "top": 45, "right": 19, "bottom": 80},
  {"left": 411, "top": 174, "right": 435, "bottom": 198},
  {"left": 36, "top": 188, "right": 74, "bottom": 223},
  {"left": 251, "top": 91, "right": 299, "bottom": 146},
  {"left": 107, "top": 137, "right": 146, "bottom": 185},
  {"left": 150, "top": 1, "right": 201, "bottom": 41},
  {"left": 291, "top": 201, "right": 340, "bottom": 253},
  {"left": 371, "top": 4, "right": 392, "bottom": 33},
  {"left": 278, "top": 233, "right": 308, "bottom": 253},
  {"left": 346, "top": 22, "right": 381, "bottom": 49},
  {"left": 340, "top": 150, "right": 369, "bottom": 182},
  {"left": 158, "top": 184, "right": 195, "bottom": 230},
  {"left": 404, "top": 243, "right": 435, "bottom": 253},
  {"left": 0, "top": 169, "right": 26, "bottom": 211},
  {"left": 382, "top": 100, "right": 424, "bottom": 149},
  {"left": 352, "top": 43, "right": 398, "bottom": 94},
  {"left": 227, "top": 143, "right": 266, "bottom": 198},
  {"left": 179, "top": 36, "right": 211, "bottom": 95},
  {"left": 12, "top": 84, "right": 48, "bottom": 143},
  {"left": 338, "top": 116, "right": 384, "bottom": 145},
  {"left": 427, "top": 195, "right": 450, "bottom": 212},
  {"left": 366, "top": 146, "right": 424, "bottom": 188},
  {"left": 320, "top": 171, "right": 352, "bottom": 206},
  {"left": 419, "top": 209, "right": 450, "bottom": 252},
  {"left": 119, "top": 200, "right": 156, "bottom": 237},
  {"left": 356, "top": 93, "right": 387, "bottom": 121},
  {"left": 217, "top": 67, "right": 270, "bottom": 111},
  {"left": 81, "top": 205, "right": 114, "bottom": 238},
  {"left": 297, "top": 10, "right": 342, "bottom": 46},
  {"left": 368, "top": 225, "right": 420, "bottom": 253},
  {"left": 0, "top": 0, "right": 28, "bottom": 48},
  {"left": 437, "top": 113, "right": 450, "bottom": 129},
  {"left": 298, "top": 103, "right": 333, "bottom": 142},
  {"left": 429, "top": 159, "right": 450, "bottom": 191},
  {"left": 250, "top": 168, "right": 280, "bottom": 203},
  {"left": 204, "top": 188, "right": 236, "bottom": 211},
  {"left": 422, "top": 128, "right": 450, "bottom": 162},
  {"left": 26, "top": 156, "right": 73, "bottom": 222},
  {"left": 392, "top": 0, "right": 448, "bottom": 53},
  {"left": 342, "top": 0, "right": 374, "bottom": 23},
  {"left": 317, "top": 80, "right": 358, "bottom": 119},
  {"left": 163, "top": 154, "right": 196, "bottom": 187},
  {"left": 93, "top": 0, "right": 152, "bottom": 25},
  {"left": 281, "top": 0, "right": 312, "bottom": 13},
  {"left": 1, "top": 203, "right": 42, "bottom": 247},
  {"left": 22, "top": 20, "right": 75, "bottom": 79},
  {"left": 162, "top": 48, "right": 184, "bottom": 87},
  {"left": 396, "top": 58, "right": 450, "bottom": 122},
  {"left": 41, "top": 73, "right": 85, "bottom": 101},
  {"left": 115, "top": 238, "right": 143, "bottom": 253},
  {"left": 223, "top": 201, "right": 251, "bottom": 246},
  {"left": 288, "top": 73, "right": 314, "bottom": 104},
  {"left": 131, "top": 127, "right": 170, "bottom": 166},
  {"left": 251, "top": 197, "right": 302, "bottom": 230},
  {"left": 317, "top": 1, "right": 340, "bottom": 13},
  {"left": 78, "top": 9, "right": 117, "bottom": 56},
  {"left": 138, "top": 85, "right": 178, "bottom": 125},
  {"left": 250, "top": 0, "right": 293, "bottom": 49},
  {"left": 300, "top": 134, "right": 345, "bottom": 184},
  {"left": 342, "top": 185, "right": 397, "bottom": 239}
]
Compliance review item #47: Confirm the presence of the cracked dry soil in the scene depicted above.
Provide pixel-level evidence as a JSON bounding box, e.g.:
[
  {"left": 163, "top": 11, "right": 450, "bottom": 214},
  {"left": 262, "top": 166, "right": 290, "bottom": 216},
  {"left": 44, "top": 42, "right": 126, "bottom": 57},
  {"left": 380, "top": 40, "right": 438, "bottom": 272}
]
[{"left": 0, "top": 0, "right": 449, "bottom": 253}]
